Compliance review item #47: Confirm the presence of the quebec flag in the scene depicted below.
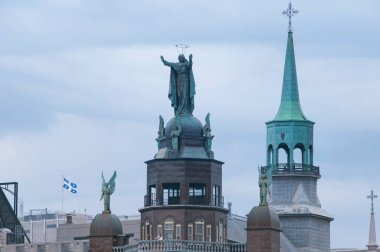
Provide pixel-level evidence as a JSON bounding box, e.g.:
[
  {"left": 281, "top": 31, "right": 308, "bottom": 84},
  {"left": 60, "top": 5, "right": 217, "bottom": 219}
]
[{"left": 63, "top": 177, "right": 78, "bottom": 194}]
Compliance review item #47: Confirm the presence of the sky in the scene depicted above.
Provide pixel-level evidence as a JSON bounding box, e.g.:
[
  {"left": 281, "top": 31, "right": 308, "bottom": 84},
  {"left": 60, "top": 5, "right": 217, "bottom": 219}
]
[{"left": 0, "top": 0, "right": 379, "bottom": 249}]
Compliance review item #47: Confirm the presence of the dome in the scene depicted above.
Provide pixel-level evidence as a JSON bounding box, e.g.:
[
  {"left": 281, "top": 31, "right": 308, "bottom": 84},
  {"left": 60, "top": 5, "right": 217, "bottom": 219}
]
[
  {"left": 247, "top": 205, "right": 280, "bottom": 231},
  {"left": 90, "top": 213, "right": 123, "bottom": 236},
  {"left": 165, "top": 115, "right": 203, "bottom": 138}
]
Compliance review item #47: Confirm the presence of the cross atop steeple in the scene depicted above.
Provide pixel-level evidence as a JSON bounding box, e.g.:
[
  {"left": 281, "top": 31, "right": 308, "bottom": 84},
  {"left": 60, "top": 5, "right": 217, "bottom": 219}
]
[
  {"left": 282, "top": 2, "right": 298, "bottom": 32},
  {"left": 368, "top": 190, "right": 378, "bottom": 214}
]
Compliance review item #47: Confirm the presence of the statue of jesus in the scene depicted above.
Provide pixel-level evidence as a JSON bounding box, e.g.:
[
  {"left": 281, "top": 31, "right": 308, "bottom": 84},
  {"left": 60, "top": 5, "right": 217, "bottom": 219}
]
[{"left": 160, "top": 54, "right": 195, "bottom": 116}]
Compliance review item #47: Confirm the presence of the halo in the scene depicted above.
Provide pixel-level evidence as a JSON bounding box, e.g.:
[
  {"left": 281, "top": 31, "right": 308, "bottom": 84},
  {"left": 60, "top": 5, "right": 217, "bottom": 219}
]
[{"left": 175, "top": 44, "right": 190, "bottom": 55}]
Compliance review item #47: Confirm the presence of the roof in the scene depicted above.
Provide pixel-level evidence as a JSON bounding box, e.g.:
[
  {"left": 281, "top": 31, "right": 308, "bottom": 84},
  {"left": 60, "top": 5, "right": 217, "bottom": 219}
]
[
  {"left": 273, "top": 31, "right": 307, "bottom": 121},
  {"left": 227, "top": 213, "right": 247, "bottom": 243}
]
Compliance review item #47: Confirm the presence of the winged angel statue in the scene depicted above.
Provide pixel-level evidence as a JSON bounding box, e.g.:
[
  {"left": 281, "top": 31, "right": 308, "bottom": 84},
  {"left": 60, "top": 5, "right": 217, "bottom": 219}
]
[{"left": 100, "top": 171, "right": 117, "bottom": 213}]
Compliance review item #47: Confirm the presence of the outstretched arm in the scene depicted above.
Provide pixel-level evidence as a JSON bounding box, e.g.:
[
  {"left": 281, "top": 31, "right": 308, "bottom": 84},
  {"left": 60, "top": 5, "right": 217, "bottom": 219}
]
[{"left": 160, "top": 55, "right": 175, "bottom": 67}]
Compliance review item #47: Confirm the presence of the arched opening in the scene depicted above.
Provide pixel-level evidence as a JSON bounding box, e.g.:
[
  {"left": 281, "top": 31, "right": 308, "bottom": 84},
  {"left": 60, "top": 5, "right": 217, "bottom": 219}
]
[
  {"left": 277, "top": 143, "right": 289, "bottom": 165},
  {"left": 293, "top": 143, "right": 305, "bottom": 168},
  {"left": 267, "top": 145, "right": 274, "bottom": 166}
]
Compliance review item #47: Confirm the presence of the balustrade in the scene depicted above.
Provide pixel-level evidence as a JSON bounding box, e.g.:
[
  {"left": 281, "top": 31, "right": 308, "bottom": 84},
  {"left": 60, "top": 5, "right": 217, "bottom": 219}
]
[{"left": 113, "top": 240, "right": 246, "bottom": 252}]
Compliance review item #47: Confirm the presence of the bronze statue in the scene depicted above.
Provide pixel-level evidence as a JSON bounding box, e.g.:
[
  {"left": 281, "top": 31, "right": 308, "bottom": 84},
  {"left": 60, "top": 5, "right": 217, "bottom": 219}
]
[
  {"left": 203, "top": 113, "right": 214, "bottom": 151},
  {"left": 258, "top": 168, "right": 268, "bottom": 205},
  {"left": 160, "top": 54, "right": 195, "bottom": 116},
  {"left": 100, "top": 171, "right": 117, "bottom": 213}
]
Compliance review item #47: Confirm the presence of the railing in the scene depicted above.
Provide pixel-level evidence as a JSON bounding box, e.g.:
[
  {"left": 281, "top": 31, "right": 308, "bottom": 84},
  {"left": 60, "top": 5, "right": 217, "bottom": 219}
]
[
  {"left": 114, "top": 240, "right": 246, "bottom": 252},
  {"left": 144, "top": 195, "right": 225, "bottom": 208},
  {"left": 145, "top": 194, "right": 158, "bottom": 207},
  {"left": 261, "top": 163, "right": 320, "bottom": 176}
]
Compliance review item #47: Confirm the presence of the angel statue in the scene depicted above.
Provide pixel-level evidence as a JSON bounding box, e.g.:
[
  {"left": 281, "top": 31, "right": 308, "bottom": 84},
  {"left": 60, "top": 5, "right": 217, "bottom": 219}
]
[
  {"left": 100, "top": 171, "right": 117, "bottom": 213},
  {"left": 258, "top": 167, "right": 268, "bottom": 205}
]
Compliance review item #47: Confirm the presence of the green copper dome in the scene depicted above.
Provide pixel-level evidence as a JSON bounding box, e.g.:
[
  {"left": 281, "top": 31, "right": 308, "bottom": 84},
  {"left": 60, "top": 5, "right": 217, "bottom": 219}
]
[
  {"left": 274, "top": 31, "right": 307, "bottom": 121},
  {"left": 165, "top": 115, "right": 203, "bottom": 138}
]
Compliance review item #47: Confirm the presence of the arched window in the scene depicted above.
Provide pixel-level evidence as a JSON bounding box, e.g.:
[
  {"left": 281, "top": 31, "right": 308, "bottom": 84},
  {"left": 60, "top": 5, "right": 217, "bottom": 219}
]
[
  {"left": 194, "top": 218, "right": 204, "bottom": 241},
  {"left": 267, "top": 145, "right": 274, "bottom": 165},
  {"left": 188, "top": 223, "right": 193, "bottom": 241},
  {"left": 206, "top": 224, "right": 212, "bottom": 242},
  {"left": 143, "top": 219, "right": 152, "bottom": 240},
  {"left": 164, "top": 217, "right": 174, "bottom": 239}
]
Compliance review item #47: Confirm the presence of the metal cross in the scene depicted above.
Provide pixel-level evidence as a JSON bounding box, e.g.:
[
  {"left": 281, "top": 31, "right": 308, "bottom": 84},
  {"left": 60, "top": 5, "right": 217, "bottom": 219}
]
[
  {"left": 282, "top": 2, "right": 299, "bottom": 32},
  {"left": 367, "top": 190, "right": 378, "bottom": 213}
]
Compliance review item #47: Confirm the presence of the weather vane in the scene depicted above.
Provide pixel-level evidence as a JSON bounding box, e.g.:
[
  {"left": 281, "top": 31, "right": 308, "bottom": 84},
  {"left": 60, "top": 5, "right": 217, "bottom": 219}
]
[
  {"left": 282, "top": 2, "right": 298, "bottom": 32},
  {"left": 175, "top": 44, "right": 190, "bottom": 55},
  {"left": 367, "top": 190, "right": 378, "bottom": 214}
]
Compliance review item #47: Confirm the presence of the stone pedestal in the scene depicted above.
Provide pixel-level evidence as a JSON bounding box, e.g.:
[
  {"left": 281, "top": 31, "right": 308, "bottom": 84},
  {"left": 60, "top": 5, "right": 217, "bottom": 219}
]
[
  {"left": 247, "top": 205, "right": 280, "bottom": 252},
  {"left": 89, "top": 212, "right": 124, "bottom": 252}
]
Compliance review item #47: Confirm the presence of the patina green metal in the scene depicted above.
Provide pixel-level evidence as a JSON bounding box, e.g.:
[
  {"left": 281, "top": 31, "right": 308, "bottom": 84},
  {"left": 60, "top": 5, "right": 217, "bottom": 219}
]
[
  {"left": 274, "top": 31, "right": 306, "bottom": 121},
  {"left": 203, "top": 113, "right": 214, "bottom": 152},
  {"left": 266, "top": 31, "right": 315, "bottom": 172},
  {"left": 100, "top": 171, "right": 117, "bottom": 214},
  {"left": 161, "top": 54, "right": 195, "bottom": 116},
  {"left": 258, "top": 168, "right": 269, "bottom": 205}
]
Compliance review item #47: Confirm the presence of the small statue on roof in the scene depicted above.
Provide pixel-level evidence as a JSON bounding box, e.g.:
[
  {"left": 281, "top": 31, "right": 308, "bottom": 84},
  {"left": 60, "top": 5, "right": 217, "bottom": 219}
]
[
  {"left": 258, "top": 167, "right": 268, "bottom": 205},
  {"left": 100, "top": 171, "right": 117, "bottom": 213}
]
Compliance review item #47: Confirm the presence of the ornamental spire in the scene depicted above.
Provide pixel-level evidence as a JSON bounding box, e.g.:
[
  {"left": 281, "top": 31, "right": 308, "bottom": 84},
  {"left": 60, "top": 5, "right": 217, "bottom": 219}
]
[
  {"left": 282, "top": 2, "right": 298, "bottom": 32},
  {"left": 273, "top": 23, "right": 307, "bottom": 121},
  {"left": 367, "top": 190, "right": 379, "bottom": 251}
]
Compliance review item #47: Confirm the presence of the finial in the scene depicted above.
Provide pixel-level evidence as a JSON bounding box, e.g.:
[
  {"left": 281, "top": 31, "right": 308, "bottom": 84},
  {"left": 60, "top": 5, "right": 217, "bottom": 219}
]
[
  {"left": 367, "top": 190, "right": 378, "bottom": 214},
  {"left": 175, "top": 44, "right": 190, "bottom": 55},
  {"left": 282, "top": 2, "right": 299, "bottom": 32}
]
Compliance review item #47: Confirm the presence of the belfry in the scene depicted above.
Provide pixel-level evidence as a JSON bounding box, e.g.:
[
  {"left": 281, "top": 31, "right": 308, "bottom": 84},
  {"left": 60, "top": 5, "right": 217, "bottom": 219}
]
[
  {"left": 262, "top": 3, "right": 333, "bottom": 251},
  {"left": 139, "top": 52, "right": 227, "bottom": 242}
]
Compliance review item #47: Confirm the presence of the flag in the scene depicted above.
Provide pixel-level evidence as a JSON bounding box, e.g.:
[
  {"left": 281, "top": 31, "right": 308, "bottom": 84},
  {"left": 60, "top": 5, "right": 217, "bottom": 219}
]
[{"left": 63, "top": 177, "right": 78, "bottom": 193}]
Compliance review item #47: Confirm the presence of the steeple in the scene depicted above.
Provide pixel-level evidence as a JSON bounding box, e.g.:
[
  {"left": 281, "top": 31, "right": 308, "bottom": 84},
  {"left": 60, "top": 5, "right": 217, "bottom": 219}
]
[
  {"left": 273, "top": 31, "right": 307, "bottom": 121},
  {"left": 367, "top": 190, "right": 378, "bottom": 251}
]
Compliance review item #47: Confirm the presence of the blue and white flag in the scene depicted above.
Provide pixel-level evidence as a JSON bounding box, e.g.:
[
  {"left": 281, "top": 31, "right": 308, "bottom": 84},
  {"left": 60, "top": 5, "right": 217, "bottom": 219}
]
[{"left": 63, "top": 177, "right": 78, "bottom": 194}]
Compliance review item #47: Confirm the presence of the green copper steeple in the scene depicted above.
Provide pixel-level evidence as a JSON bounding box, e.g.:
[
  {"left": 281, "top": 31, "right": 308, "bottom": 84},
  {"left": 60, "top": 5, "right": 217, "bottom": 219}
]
[{"left": 273, "top": 31, "right": 307, "bottom": 121}]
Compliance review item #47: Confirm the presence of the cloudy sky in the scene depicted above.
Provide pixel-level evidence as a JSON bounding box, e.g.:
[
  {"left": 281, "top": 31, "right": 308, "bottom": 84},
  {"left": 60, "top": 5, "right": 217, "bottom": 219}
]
[{"left": 0, "top": 0, "right": 379, "bottom": 249}]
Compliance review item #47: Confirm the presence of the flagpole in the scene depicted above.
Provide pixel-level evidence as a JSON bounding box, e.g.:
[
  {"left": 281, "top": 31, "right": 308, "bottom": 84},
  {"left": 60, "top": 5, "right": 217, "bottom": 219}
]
[{"left": 61, "top": 175, "right": 64, "bottom": 213}]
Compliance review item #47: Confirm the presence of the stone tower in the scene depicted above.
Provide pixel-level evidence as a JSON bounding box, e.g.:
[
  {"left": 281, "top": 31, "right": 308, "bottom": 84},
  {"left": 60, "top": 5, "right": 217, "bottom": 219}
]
[
  {"left": 262, "top": 28, "right": 333, "bottom": 251},
  {"left": 139, "top": 54, "right": 227, "bottom": 242}
]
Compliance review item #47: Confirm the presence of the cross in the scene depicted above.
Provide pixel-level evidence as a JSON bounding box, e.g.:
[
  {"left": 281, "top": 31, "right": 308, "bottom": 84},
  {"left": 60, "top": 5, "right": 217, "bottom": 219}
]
[
  {"left": 367, "top": 190, "right": 378, "bottom": 213},
  {"left": 282, "top": 2, "right": 299, "bottom": 32}
]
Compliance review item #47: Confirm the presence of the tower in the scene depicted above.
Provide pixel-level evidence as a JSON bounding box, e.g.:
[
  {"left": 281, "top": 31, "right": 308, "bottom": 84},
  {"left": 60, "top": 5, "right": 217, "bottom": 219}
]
[
  {"left": 262, "top": 3, "right": 333, "bottom": 251},
  {"left": 139, "top": 53, "right": 227, "bottom": 242}
]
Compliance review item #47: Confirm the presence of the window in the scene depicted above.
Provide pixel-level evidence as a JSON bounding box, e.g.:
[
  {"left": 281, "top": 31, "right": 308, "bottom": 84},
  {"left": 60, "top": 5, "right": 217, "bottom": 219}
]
[
  {"left": 206, "top": 225, "right": 211, "bottom": 242},
  {"left": 176, "top": 224, "right": 181, "bottom": 240},
  {"left": 157, "top": 224, "right": 163, "bottom": 239},
  {"left": 189, "top": 183, "right": 207, "bottom": 205},
  {"left": 194, "top": 219, "right": 204, "bottom": 241},
  {"left": 218, "top": 220, "right": 224, "bottom": 242},
  {"left": 149, "top": 185, "right": 156, "bottom": 206},
  {"left": 163, "top": 183, "right": 180, "bottom": 205},
  {"left": 212, "top": 185, "right": 220, "bottom": 206},
  {"left": 188, "top": 224, "right": 193, "bottom": 241},
  {"left": 164, "top": 217, "right": 174, "bottom": 239},
  {"left": 143, "top": 219, "right": 152, "bottom": 240}
]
